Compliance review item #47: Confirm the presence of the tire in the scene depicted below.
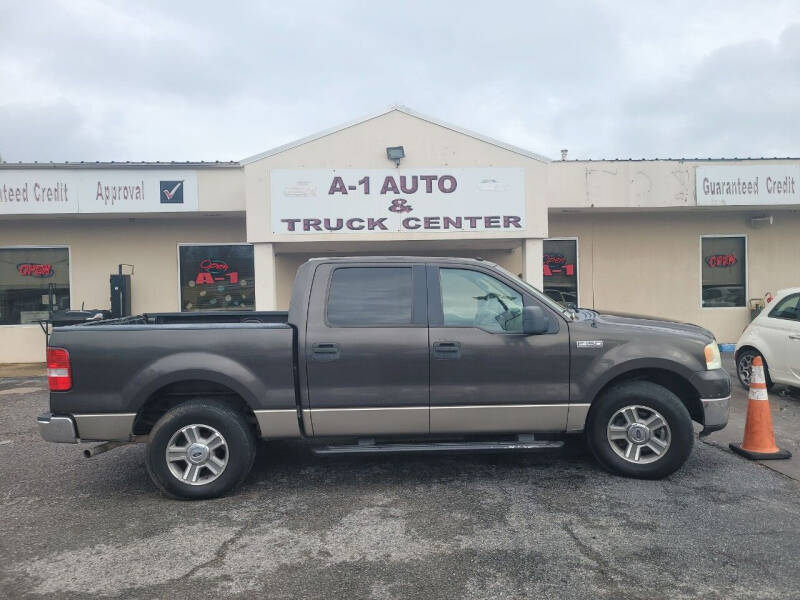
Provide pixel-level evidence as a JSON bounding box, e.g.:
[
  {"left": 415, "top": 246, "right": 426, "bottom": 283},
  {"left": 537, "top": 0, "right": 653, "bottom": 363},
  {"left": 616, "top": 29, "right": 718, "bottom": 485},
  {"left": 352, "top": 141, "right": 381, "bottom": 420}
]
[
  {"left": 145, "top": 400, "right": 256, "bottom": 500},
  {"left": 586, "top": 381, "right": 694, "bottom": 480},
  {"left": 736, "top": 349, "right": 775, "bottom": 390}
]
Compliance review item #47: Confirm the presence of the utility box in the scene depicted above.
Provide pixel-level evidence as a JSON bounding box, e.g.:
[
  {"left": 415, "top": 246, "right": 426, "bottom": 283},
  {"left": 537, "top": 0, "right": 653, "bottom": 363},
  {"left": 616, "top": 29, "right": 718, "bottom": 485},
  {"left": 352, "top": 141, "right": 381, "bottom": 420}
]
[
  {"left": 748, "top": 297, "right": 765, "bottom": 321},
  {"left": 110, "top": 274, "right": 132, "bottom": 318}
]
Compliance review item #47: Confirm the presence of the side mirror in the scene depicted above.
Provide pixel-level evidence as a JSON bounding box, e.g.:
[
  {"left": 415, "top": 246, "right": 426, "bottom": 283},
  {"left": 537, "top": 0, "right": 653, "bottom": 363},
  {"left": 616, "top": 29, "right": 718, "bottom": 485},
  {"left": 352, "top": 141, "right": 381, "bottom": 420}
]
[{"left": 522, "top": 305, "right": 549, "bottom": 335}]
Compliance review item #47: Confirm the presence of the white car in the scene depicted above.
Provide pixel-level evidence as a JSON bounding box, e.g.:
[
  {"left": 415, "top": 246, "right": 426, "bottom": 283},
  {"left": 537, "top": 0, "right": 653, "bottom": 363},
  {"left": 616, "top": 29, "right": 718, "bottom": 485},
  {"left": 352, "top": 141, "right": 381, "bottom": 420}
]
[{"left": 735, "top": 287, "right": 800, "bottom": 389}]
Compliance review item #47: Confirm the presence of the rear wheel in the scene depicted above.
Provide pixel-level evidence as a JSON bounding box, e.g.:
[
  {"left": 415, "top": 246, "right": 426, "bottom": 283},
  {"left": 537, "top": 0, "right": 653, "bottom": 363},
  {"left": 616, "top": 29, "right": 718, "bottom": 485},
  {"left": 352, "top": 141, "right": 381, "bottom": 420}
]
[
  {"left": 587, "top": 381, "right": 694, "bottom": 479},
  {"left": 736, "top": 349, "right": 775, "bottom": 390},
  {"left": 145, "top": 400, "right": 256, "bottom": 499}
]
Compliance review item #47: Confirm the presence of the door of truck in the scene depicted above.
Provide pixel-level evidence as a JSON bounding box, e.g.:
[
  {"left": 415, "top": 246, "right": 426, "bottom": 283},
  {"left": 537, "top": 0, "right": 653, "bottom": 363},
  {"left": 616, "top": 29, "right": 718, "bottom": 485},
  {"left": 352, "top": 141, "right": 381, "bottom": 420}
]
[
  {"left": 304, "top": 262, "right": 430, "bottom": 436},
  {"left": 426, "top": 264, "right": 571, "bottom": 433}
]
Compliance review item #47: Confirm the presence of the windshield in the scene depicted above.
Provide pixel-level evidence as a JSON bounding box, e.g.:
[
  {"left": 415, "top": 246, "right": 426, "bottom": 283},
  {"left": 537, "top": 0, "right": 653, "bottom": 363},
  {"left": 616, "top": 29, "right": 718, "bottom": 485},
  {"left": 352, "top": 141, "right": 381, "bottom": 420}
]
[{"left": 492, "top": 264, "right": 574, "bottom": 318}]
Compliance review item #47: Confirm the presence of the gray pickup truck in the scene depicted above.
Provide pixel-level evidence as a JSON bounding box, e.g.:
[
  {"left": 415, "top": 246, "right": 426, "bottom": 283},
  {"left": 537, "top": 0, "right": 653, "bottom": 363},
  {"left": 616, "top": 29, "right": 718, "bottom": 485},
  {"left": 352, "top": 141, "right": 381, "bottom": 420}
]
[{"left": 39, "top": 256, "right": 730, "bottom": 499}]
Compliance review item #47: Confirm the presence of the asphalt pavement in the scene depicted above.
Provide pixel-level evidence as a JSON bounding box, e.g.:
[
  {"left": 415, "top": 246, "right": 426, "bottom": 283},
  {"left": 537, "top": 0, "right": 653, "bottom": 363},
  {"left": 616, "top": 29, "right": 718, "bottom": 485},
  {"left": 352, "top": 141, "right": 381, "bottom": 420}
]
[{"left": 1, "top": 368, "right": 799, "bottom": 599}]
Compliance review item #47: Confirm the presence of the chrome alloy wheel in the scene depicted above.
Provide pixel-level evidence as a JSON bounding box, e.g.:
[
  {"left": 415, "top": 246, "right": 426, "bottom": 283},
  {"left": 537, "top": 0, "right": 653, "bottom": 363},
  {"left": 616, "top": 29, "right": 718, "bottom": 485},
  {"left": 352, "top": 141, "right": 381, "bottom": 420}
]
[
  {"left": 165, "top": 424, "right": 228, "bottom": 486},
  {"left": 606, "top": 405, "right": 671, "bottom": 464},
  {"left": 737, "top": 353, "right": 754, "bottom": 386}
]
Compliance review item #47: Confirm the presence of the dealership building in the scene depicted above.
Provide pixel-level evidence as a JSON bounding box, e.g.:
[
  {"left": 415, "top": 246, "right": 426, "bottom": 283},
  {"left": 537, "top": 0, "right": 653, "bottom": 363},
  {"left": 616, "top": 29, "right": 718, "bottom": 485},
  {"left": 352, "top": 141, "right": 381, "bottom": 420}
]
[{"left": 1, "top": 106, "right": 799, "bottom": 364}]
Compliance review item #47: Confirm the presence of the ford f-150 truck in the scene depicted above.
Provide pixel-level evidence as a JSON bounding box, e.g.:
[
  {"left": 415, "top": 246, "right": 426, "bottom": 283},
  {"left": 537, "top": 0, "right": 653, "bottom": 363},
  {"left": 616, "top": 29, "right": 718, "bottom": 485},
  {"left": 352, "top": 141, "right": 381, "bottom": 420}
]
[{"left": 38, "top": 257, "right": 730, "bottom": 499}]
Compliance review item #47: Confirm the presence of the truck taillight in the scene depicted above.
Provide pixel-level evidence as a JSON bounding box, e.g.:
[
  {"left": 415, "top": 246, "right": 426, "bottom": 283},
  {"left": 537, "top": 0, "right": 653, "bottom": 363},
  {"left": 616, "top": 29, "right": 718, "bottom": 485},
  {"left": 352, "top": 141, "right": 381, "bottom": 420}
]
[{"left": 47, "top": 347, "right": 72, "bottom": 391}]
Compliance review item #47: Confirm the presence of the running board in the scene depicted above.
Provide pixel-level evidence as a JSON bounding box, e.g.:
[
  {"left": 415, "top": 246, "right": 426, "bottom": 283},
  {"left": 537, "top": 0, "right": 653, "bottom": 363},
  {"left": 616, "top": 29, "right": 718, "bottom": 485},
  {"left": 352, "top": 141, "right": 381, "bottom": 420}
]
[{"left": 312, "top": 439, "right": 564, "bottom": 455}]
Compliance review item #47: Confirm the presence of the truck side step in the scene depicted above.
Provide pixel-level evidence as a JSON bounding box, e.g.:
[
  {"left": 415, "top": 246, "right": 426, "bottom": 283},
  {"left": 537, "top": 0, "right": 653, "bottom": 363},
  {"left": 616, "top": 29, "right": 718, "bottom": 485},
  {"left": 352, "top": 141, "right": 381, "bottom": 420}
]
[{"left": 311, "top": 439, "right": 564, "bottom": 455}]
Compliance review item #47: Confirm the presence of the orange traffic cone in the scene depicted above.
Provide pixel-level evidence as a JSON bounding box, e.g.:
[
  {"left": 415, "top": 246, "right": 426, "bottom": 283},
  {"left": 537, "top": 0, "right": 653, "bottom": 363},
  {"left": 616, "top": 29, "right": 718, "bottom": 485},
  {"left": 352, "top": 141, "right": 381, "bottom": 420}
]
[{"left": 730, "top": 356, "right": 791, "bottom": 460}]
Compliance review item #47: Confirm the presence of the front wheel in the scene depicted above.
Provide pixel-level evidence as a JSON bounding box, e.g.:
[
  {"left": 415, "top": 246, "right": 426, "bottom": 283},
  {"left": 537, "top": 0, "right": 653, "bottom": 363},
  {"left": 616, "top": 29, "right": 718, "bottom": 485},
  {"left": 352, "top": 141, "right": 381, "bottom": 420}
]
[
  {"left": 145, "top": 400, "right": 256, "bottom": 499},
  {"left": 587, "top": 381, "right": 694, "bottom": 479}
]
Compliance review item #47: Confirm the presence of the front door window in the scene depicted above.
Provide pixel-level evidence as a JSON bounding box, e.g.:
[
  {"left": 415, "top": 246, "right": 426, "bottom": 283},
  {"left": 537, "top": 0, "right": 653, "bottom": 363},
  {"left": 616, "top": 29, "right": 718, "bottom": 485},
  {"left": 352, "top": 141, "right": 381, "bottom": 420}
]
[{"left": 439, "top": 268, "right": 523, "bottom": 333}]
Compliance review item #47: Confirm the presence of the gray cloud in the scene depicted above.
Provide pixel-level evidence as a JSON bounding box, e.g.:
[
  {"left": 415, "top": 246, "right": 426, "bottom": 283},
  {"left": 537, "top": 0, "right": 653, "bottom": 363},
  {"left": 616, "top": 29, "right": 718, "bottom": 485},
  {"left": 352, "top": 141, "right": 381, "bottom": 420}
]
[{"left": 0, "top": 1, "right": 798, "bottom": 162}]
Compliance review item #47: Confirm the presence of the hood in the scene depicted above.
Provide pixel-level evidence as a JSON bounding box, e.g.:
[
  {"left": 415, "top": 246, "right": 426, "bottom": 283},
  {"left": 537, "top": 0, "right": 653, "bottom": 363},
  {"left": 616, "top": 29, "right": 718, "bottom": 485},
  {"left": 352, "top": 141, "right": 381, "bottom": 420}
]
[{"left": 580, "top": 309, "right": 715, "bottom": 342}]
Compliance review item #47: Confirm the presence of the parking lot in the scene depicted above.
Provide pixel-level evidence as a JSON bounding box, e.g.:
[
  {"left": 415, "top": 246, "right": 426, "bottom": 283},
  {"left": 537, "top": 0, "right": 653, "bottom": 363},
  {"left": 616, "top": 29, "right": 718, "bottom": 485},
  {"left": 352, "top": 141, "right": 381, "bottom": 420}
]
[{"left": 1, "top": 361, "right": 799, "bottom": 599}]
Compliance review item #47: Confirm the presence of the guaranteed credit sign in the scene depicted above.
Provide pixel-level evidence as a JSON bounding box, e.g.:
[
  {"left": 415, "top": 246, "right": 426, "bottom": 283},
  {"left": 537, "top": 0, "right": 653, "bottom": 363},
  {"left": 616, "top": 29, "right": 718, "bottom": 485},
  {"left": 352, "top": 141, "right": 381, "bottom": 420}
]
[
  {"left": 0, "top": 170, "right": 198, "bottom": 214},
  {"left": 270, "top": 168, "right": 525, "bottom": 234},
  {"left": 696, "top": 165, "right": 800, "bottom": 206}
]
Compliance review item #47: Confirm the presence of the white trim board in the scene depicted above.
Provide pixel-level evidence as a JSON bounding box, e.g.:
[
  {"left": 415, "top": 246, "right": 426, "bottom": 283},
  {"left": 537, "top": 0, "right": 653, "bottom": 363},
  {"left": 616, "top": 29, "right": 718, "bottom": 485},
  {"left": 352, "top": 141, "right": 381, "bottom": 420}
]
[{"left": 240, "top": 105, "right": 552, "bottom": 165}]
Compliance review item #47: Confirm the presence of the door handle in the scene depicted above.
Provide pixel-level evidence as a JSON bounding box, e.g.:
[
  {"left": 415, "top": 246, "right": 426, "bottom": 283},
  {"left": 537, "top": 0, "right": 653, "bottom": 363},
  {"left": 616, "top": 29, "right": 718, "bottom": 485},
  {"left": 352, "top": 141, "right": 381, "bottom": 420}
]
[
  {"left": 433, "top": 341, "right": 461, "bottom": 359},
  {"left": 311, "top": 342, "right": 340, "bottom": 361},
  {"left": 789, "top": 335, "right": 800, "bottom": 340}
]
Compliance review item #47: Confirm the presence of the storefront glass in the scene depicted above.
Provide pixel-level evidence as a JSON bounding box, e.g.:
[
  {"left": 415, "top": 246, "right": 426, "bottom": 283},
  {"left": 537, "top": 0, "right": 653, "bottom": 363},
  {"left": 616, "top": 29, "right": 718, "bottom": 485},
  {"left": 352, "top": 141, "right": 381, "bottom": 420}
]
[
  {"left": 543, "top": 239, "right": 578, "bottom": 308},
  {"left": 701, "top": 236, "right": 746, "bottom": 307},
  {"left": 178, "top": 245, "right": 255, "bottom": 311},
  {"left": 0, "top": 247, "right": 70, "bottom": 325}
]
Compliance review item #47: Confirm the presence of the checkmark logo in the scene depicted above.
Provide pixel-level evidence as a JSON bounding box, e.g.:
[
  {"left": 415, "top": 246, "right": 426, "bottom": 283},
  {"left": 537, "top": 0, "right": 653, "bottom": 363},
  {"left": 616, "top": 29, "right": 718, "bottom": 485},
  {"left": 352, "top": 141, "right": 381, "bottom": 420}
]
[
  {"left": 160, "top": 180, "right": 184, "bottom": 204},
  {"left": 163, "top": 182, "right": 182, "bottom": 200}
]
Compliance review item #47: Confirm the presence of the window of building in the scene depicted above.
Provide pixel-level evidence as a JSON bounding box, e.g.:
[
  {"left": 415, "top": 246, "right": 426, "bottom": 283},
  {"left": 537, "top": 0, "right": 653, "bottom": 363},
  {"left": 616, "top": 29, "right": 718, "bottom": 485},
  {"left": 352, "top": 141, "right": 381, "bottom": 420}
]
[
  {"left": 769, "top": 293, "right": 800, "bottom": 321},
  {"left": 701, "top": 236, "right": 746, "bottom": 308},
  {"left": 178, "top": 245, "right": 255, "bottom": 311},
  {"left": 327, "top": 267, "right": 413, "bottom": 326},
  {"left": 0, "top": 247, "right": 70, "bottom": 325},
  {"left": 440, "top": 268, "right": 523, "bottom": 333},
  {"left": 543, "top": 239, "right": 578, "bottom": 308}
]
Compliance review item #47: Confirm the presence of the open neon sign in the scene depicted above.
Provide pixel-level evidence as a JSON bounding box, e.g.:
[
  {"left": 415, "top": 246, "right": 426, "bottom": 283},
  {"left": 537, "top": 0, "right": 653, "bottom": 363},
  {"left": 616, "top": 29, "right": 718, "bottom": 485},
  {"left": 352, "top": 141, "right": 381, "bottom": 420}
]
[
  {"left": 17, "top": 263, "right": 54, "bottom": 278},
  {"left": 705, "top": 254, "right": 737, "bottom": 268}
]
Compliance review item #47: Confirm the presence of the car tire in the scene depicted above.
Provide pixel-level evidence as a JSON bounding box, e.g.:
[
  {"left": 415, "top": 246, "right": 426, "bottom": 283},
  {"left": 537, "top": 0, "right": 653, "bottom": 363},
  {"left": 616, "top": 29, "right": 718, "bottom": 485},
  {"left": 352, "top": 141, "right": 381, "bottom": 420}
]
[
  {"left": 586, "top": 381, "right": 694, "bottom": 480},
  {"left": 736, "top": 349, "right": 775, "bottom": 390},
  {"left": 145, "top": 399, "right": 256, "bottom": 500}
]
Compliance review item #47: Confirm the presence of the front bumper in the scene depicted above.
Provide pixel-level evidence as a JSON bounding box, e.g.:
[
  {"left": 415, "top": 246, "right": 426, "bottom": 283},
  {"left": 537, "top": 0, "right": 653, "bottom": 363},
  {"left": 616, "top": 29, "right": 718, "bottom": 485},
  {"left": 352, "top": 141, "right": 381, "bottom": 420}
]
[
  {"left": 689, "top": 368, "right": 731, "bottom": 434},
  {"left": 37, "top": 413, "right": 79, "bottom": 443},
  {"left": 689, "top": 368, "right": 731, "bottom": 399},
  {"left": 700, "top": 396, "right": 730, "bottom": 434}
]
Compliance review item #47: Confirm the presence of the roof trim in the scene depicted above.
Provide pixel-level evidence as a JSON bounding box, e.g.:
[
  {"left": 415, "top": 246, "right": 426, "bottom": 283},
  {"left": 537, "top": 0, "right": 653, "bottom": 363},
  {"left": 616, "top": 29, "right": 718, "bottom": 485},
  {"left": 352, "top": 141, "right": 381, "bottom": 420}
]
[
  {"left": 240, "top": 104, "right": 551, "bottom": 164},
  {"left": 556, "top": 157, "right": 800, "bottom": 163},
  {"left": 0, "top": 161, "right": 241, "bottom": 170}
]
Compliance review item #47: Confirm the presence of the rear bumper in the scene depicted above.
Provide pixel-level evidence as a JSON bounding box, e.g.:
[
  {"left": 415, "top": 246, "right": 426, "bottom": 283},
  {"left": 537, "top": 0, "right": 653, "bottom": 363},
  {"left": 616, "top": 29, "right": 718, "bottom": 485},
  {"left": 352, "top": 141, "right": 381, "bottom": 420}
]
[
  {"left": 37, "top": 412, "right": 136, "bottom": 442},
  {"left": 37, "top": 413, "right": 79, "bottom": 443},
  {"left": 700, "top": 396, "right": 730, "bottom": 434}
]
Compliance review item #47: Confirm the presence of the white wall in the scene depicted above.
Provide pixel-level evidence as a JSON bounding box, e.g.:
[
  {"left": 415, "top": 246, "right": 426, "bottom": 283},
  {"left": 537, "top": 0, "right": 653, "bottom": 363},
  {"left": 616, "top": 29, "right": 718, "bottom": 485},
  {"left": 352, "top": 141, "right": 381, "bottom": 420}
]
[{"left": 0, "top": 216, "right": 247, "bottom": 362}]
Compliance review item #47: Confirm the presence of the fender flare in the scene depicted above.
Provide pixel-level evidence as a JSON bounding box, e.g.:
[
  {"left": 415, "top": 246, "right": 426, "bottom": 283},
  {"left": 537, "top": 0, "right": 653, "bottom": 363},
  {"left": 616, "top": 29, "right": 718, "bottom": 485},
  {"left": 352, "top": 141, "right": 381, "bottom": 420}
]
[
  {"left": 123, "top": 352, "right": 264, "bottom": 413},
  {"left": 583, "top": 357, "right": 700, "bottom": 407}
]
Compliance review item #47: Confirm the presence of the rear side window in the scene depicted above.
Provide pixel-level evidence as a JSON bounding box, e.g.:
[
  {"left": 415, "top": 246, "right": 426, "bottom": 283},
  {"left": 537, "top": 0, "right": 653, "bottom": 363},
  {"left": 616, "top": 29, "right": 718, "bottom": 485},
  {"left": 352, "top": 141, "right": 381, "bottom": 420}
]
[
  {"left": 768, "top": 293, "right": 800, "bottom": 321},
  {"left": 327, "top": 267, "right": 412, "bottom": 326}
]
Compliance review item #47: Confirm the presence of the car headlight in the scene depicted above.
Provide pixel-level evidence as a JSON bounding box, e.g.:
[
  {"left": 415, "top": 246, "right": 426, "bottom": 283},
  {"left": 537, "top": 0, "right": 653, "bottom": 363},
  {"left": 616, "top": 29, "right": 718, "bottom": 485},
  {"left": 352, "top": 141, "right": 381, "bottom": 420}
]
[{"left": 704, "top": 341, "right": 722, "bottom": 370}]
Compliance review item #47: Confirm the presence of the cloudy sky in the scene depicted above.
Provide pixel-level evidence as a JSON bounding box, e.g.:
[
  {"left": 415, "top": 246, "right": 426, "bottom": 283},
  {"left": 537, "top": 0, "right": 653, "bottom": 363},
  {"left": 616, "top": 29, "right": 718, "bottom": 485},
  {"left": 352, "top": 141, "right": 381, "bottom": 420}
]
[{"left": 1, "top": 1, "right": 799, "bottom": 162}]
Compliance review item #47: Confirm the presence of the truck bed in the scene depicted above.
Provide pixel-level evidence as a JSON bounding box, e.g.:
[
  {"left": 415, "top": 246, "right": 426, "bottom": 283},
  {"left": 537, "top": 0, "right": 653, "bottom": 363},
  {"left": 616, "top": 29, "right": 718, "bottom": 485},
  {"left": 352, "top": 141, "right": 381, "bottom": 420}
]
[{"left": 47, "top": 316, "right": 296, "bottom": 420}]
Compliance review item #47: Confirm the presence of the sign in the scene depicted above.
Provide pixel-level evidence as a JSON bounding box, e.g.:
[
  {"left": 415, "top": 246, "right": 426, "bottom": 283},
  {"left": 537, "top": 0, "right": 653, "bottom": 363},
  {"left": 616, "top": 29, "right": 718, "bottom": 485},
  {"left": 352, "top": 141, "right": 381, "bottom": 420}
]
[
  {"left": 705, "top": 253, "right": 737, "bottom": 268},
  {"left": 270, "top": 168, "right": 526, "bottom": 234},
  {"left": 0, "top": 170, "right": 198, "bottom": 214},
  {"left": 542, "top": 253, "right": 575, "bottom": 277},
  {"left": 696, "top": 165, "right": 800, "bottom": 206},
  {"left": 194, "top": 258, "right": 239, "bottom": 285},
  {"left": 17, "top": 263, "right": 54, "bottom": 278}
]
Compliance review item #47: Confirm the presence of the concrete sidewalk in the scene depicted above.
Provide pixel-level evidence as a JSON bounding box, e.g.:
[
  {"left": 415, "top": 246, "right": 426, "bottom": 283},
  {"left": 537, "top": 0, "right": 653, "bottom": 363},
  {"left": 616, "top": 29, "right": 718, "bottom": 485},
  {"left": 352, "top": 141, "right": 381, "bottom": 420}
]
[
  {"left": 0, "top": 363, "right": 45, "bottom": 378},
  {"left": 703, "top": 355, "right": 800, "bottom": 481}
]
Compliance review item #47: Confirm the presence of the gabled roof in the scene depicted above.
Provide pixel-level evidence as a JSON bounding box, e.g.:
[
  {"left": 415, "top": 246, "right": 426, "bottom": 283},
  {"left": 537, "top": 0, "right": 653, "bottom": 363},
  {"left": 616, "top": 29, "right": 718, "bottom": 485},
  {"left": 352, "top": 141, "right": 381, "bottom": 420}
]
[{"left": 240, "top": 105, "right": 551, "bottom": 164}]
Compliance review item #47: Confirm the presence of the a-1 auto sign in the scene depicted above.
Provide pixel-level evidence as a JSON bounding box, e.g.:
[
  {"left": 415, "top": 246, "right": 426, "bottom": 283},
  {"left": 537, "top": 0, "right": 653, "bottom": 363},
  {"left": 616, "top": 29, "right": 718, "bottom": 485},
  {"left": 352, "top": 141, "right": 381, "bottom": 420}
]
[
  {"left": 0, "top": 170, "right": 198, "bottom": 214},
  {"left": 696, "top": 165, "right": 800, "bottom": 206},
  {"left": 270, "top": 168, "right": 526, "bottom": 234}
]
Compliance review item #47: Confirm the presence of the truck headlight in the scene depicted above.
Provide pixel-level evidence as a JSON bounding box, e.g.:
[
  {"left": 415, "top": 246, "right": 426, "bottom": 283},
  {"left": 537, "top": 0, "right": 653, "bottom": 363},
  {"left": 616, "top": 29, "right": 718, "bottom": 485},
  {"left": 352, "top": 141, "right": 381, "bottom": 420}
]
[{"left": 704, "top": 341, "right": 722, "bottom": 370}]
